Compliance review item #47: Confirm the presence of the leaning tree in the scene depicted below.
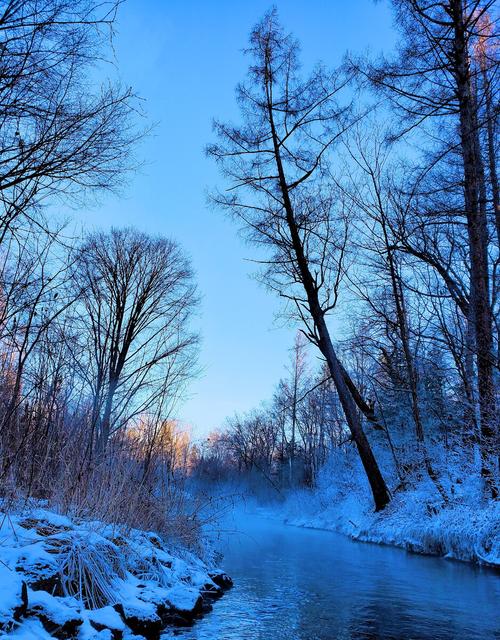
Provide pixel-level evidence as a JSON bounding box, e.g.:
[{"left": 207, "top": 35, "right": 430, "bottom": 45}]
[{"left": 208, "top": 11, "right": 391, "bottom": 510}]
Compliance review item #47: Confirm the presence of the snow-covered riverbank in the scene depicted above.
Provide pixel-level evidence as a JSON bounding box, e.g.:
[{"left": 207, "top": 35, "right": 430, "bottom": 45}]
[
  {"left": 283, "top": 488, "right": 500, "bottom": 569},
  {"left": 0, "top": 508, "right": 232, "bottom": 639}
]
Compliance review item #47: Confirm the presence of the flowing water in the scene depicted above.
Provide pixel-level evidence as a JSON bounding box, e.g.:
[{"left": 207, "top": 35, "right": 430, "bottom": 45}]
[{"left": 167, "top": 510, "right": 500, "bottom": 640}]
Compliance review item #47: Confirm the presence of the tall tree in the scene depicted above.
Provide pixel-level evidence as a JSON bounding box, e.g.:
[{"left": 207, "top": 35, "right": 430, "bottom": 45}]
[
  {"left": 74, "top": 228, "right": 198, "bottom": 456},
  {"left": 0, "top": 0, "right": 139, "bottom": 244},
  {"left": 342, "top": 133, "right": 448, "bottom": 499},
  {"left": 356, "top": 0, "right": 499, "bottom": 494},
  {"left": 208, "top": 11, "right": 390, "bottom": 509}
]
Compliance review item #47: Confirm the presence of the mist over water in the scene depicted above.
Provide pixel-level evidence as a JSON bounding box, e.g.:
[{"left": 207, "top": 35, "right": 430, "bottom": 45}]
[{"left": 168, "top": 506, "right": 500, "bottom": 640}]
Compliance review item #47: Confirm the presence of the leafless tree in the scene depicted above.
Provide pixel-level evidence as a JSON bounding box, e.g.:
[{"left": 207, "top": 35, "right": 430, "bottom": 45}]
[
  {"left": 353, "top": 0, "right": 498, "bottom": 495},
  {"left": 339, "top": 132, "right": 449, "bottom": 500},
  {"left": 0, "top": 225, "right": 77, "bottom": 478},
  {"left": 283, "top": 332, "right": 308, "bottom": 484},
  {"left": 208, "top": 10, "right": 391, "bottom": 509},
  {"left": 0, "top": 0, "right": 140, "bottom": 243},
  {"left": 73, "top": 228, "right": 199, "bottom": 456}
]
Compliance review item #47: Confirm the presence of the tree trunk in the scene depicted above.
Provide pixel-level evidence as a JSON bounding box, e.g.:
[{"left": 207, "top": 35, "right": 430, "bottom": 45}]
[
  {"left": 479, "top": 49, "right": 500, "bottom": 247},
  {"left": 384, "top": 240, "right": 448, "bottom": 502},
  {"left": 450, "top": 0, "right": 498, "bottom": 496},
  {"left": 290, "top": 365, "right": 297, "bottom": 485},
  {"left": 267, "top": 104, "right": 391, "bottom": 510},
  {"left": 96, "top": 379, "right": 118, "bottom": 456},
  {"left": 316, "top": 319, "right": 391, "bottom": 509}
]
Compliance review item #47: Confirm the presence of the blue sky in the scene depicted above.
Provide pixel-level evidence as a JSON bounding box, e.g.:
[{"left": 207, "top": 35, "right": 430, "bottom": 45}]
[{"left": 80, "top": 0, "right": 396, "bottom": 438}]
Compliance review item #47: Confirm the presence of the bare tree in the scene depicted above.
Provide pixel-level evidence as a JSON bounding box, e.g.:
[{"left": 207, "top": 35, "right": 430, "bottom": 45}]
[
  {"left": 0, "top": 0, "right": 140, "bottom": 243},
  {"left": 208, "top": 11, "right": 390, "bottom": 510},
  {"left": 284, "top": 332, "right": 308, "bottom": 484},
  {"left": 340, "top": 132, "right": 449, "bottom": 499},
  {"left": 0, "top": 224, "right": 77, "bottom": 479},
  {"left": 355, "top": 0, "right": 498, "bottom": 495},
  {"left": 74, "top": 228, "right": 199, "bottom": 456}
]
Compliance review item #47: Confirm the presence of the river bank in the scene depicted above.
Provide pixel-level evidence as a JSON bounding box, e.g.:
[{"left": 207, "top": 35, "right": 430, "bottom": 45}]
[
  {"left": 0, "top": 507, "right": 232, "bottom": 639},
  {"left": 282, "top": 485, "right": 500, "bottom": 569}
]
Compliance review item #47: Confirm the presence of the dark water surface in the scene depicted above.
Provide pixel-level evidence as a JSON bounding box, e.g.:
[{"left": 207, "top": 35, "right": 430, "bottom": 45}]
[{"left": 166, "top": 510, "right": 500, "bottom": 640}]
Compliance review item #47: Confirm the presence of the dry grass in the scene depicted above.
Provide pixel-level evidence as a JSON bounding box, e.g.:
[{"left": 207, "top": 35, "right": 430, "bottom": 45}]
[
  {"left": 1, "top": 419, "right": 205, "bottom": 555},
  {"left": 59, "top": 536, "right": 127, "bottom": 609}
]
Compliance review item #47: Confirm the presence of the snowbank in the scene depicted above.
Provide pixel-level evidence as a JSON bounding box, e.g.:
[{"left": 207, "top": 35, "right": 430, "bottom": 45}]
[
  {"left": 0, "top": 508, "right": 232, "bottom": 639},
  {"left": 283, "top": 487, "right": 500, "bottom": 568}
]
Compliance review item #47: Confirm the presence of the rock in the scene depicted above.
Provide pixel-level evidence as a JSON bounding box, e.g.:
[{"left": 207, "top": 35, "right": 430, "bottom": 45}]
[
  {"left": 19, "top": 518, "right": 71, "bottom": 537},
  {"left": 201, "top": 600, "right": 214, "bottom": 614},
  {"left": 201, "top": 582, "right": 223, "bottom": 601},
  {"left": 30, "top": 571, "right": 63, "bottom": 595},
  {"left": 0, "top": 566, "right": 28, "bottom": 631},
  {"left": 155, "top": 596, "right": 204, "bottom": 628},
  {"left": 16, "top": 561, "right": 63, "bottom": 596},
  {"left": 35, "top": 612, "right": 83, "bottom": 640},
  {"left": 89, "top": 605, "right": 125, "bottom": 640},
  {"left": 28, "top": 590, "right": 83, "bottom": 640},
  {"left": 132, "top": 584, "right": 188, "bottom": 628},
  {"left": 188, "top": 594, "right": 205, "bottom": 618},
  {"left": 44, "top": 536, "right": 71, "bottom": 555},
  {"left": 200, "top": 582, "right": 222, "bottom": 614},
  {"left": 90, "top": 620, "right": 122, "bottom": 640},
  {"left": 157, "top": 606, "right": 193, "bottom": 627},
  {"left": 114, "top": 601, "right": 163, "bottom": 640},
  {"left": 209, "top": 571, "right": 233, "bottom": 590},
  {"left": 139, "top": 583, "right": 204, "bottom": 629}
]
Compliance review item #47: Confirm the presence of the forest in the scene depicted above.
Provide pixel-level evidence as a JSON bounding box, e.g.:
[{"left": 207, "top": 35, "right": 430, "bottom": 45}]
[{"left": 0, "top": 1, "right": 498, "bottom": 639}]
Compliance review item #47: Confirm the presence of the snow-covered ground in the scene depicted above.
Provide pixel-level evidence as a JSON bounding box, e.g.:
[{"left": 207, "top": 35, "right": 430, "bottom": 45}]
[{"left": 0, "top": 507, "right": 232, "bottom": 639}]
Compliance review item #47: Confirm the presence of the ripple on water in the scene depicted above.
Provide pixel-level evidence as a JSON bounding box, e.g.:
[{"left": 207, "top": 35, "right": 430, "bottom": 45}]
[{"left": 163, "top": 514, "right": 500, "bottom": 640}]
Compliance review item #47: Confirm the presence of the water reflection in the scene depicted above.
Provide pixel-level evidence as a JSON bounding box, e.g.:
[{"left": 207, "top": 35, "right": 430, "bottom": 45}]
[{"left": 164, "top": 511, "right": 500, "bottom": 640}]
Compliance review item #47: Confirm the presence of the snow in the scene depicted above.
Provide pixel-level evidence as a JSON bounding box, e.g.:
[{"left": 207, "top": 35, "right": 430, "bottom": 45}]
[
  {"left": 0, "top": 564, "right": 25, "bottom": 626},
  {"left": 0, "top": 505, "right": 231, "bottom": 638},
  {"left": 28, "top": 510, "right": 73, "bottom": 529},
  {"left": 164, "top": 584, "right": 201, "bottom": 613},
  {"left": 282, "top": 462, "right": 500, "bottom": 568},
  {"left": 28, "top": 589, "right": 81, "bottom": 624},
  {"left": 87, "top": 606, "right": 125, "bottom": 631},
  {"left": 8, "top": 617, "right": 53, "bottom": 639}
]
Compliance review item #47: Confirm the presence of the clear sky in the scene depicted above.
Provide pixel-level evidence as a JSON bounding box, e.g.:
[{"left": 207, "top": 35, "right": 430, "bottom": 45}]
[{"left": 80, "top": 0, "right": 397, "bottom": 438}]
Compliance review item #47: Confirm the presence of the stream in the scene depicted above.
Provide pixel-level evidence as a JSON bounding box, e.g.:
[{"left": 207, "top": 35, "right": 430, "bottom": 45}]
[{"left": 167, "top": 510, "right": 500, "bottom": 640}]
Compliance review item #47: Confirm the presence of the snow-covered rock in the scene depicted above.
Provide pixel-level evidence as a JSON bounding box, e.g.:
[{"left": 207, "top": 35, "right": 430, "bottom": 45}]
[
  {"left": 87, "top": 606, "right": 125, "bottom": 640},
  {"left": 0, "top": 507, "right": 232, "bottom": 638},
  {"left": 28, "top": 590, "right": 83, "bottom": 639},
  {"left": 0, "top": 564, "right": 27, "bottom": 631}
]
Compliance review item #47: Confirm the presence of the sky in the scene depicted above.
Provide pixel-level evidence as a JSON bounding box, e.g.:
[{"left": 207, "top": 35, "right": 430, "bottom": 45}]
[{"left": 79, "top": 0, "right": 397, "bottom": 438}]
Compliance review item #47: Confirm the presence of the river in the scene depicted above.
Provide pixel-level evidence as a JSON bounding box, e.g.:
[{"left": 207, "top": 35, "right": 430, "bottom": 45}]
[{"left": 167, "top": 509, "right": 500, "bottom": 640}]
